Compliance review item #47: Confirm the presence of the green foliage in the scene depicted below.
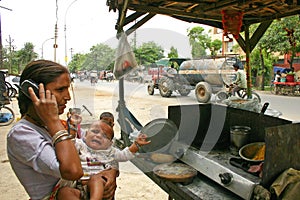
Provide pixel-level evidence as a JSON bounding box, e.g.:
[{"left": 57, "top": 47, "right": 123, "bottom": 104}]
[
  {"left": 240, "top": 16, "right": 299, "bottom": 87},
  {"left": 83, "top": 44, "right": 116, "bottom": 71},
  {"left": 168, "top": 46, "right": 178, "bottom": 58},
  {"left": 208, "top": 39, "right": 222, "bottom": 56},
  {"left": 68, "top": 53, "right": 86, "bottom": 73},
  {"left": 3, "top": 42, "right": 37, "bottom": 74},
  {"left": 187, "top": 26, "right": 222, "bottom": 58},
  {"left": 134, "top": 41, "right": 164, "bottom": 65},
  {"left": 187, "top": 26, "right": 209, "bottom": 58},
  {"left": 244, "top": 17, "right": 300, "bottom": 56}
]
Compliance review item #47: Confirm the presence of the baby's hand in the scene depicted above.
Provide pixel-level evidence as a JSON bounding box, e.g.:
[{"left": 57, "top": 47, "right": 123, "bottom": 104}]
[
  {"left": 135, "top": 133, "right": 151, "bottom": 146},
  {"left": 67, "top": 112, "right": 82, "bottom": 125}
]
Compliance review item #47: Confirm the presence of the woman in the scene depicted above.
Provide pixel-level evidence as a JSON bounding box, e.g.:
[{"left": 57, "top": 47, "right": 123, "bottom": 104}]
[{"left": 7, "top": 60, "right": 117, "bottom": 200}]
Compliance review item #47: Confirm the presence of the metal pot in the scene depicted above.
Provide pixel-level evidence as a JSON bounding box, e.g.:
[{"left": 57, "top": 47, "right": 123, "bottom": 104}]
[{"left": 230, "top": 126, "right": 251, "bottom": 155}]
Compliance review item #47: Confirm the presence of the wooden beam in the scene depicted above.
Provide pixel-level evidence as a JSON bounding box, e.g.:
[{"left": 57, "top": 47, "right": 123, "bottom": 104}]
[
  {"left": 116, "top": 0, "right": 129, "bottom": 35},
  {"left": 172, "top": 15, "right": 224, "bottom": 29},
  {"left": 123, "top": 12, "right": 147, "bottom": 27},
  {"left": 249, "top": 20, "right": 273, "bottom": 52},
  {"left": 128, "top": 4, "right": 221, "bottom": 22},
  {"left": 236, "top": 35, "right": 246, "bottom": 53},
  {"left": 125, "top": 13, "right": 156, "bottom": 36}
]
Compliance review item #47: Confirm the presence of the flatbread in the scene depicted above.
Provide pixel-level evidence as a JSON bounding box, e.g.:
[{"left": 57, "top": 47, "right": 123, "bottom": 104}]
[{"left": 153, "top": 163, "right": 197, "bottom": 182}]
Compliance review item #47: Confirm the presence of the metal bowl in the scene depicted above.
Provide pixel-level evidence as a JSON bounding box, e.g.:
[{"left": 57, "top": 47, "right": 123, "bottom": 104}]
[{"left": 239, "top": 142, "right": 265, "bottom": 162}]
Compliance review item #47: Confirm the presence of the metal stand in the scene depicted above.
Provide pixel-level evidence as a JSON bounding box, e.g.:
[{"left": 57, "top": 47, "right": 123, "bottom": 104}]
[{"left": 117, "top": 77, "right": 142, "bottom": 146}]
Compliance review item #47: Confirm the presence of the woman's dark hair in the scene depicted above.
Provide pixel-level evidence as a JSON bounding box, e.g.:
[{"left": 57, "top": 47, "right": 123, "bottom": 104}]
[{"left": 18, "top": 60, "right": 69, "bottom": 116}]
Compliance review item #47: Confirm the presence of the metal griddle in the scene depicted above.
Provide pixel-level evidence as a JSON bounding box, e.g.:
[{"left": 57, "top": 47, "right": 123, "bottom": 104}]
[{"left": 140, "top": 118, "right": 178, "bottom": 153}]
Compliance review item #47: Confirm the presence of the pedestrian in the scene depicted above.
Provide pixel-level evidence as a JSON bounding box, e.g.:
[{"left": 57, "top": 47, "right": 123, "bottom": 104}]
[
  {"left": 274, "top": 70, "right": 281, "bottom": 82},
  {"left": 7, "top": 60, "right": 118, "bottom": 200},
  {"left": 57, "top": 120, "right": 150, "bottom": 200}
]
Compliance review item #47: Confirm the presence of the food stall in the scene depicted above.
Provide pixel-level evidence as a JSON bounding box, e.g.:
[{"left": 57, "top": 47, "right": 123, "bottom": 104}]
[
  {"left": 106, "top": 1, "right": 300, "bottom": 199},
  {"left": 115, "top": 103, "right": 300, "bottom": 199}
]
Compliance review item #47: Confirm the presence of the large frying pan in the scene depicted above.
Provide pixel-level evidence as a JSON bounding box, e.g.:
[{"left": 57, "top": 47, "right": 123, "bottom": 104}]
[{"left": 140, "top": 118, "right": 178, "bottom": 154}]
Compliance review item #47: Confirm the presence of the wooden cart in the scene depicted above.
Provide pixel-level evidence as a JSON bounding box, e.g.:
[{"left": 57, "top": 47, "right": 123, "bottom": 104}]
[{"left": 273, "top": 82, "right": 300, "bottom": 96}]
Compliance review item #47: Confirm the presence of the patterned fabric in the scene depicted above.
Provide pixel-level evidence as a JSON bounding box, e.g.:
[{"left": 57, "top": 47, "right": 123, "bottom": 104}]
[{"left": 75, "top": 138, "right": 134, "bottom": 180}]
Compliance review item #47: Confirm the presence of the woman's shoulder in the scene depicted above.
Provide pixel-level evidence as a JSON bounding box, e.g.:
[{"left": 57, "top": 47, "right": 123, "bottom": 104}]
[{"left": 8, "top": 119, "right": 50, "bottom": 140}]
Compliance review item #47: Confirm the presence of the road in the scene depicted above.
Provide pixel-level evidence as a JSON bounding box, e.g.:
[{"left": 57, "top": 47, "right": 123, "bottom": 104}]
[{"left": 77, "top": 79, "right": 299, "bottom": 123}]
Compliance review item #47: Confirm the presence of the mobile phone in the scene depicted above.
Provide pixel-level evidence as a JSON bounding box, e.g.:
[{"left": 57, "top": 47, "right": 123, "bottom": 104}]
[{"left": 21, "top": 80, "right": 39, "bottom": 99}]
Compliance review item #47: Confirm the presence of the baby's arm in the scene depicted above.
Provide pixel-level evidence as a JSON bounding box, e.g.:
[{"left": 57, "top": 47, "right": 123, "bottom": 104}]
[
  {"left": 129, "top": 133, "right": 151, "bottom": 153},
  {"left": 113, "top": 133, "right": 151, "bottom": 162}
]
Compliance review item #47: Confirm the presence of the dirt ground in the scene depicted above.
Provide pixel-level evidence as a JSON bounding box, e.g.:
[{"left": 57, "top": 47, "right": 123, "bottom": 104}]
[{"left": 0, "top": 80, "right": 169, "bottom": 200}]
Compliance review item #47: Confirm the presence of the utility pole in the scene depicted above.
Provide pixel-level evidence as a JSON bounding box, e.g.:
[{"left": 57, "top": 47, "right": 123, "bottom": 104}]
[
  {"left": 0, "top": 5, "right": 13, "bottom": 68},
  {"left": 53, "top": 0, "right": 58, "bottom": 62},
  {"left": 6, "top": 35, "right": 14, "bottom": 74},
  {"left": 53, "top": 24, "right": 58, "bottom": 62},
  {"left": 70, "top": 48, "right": 74, "bottom": 60},
  {"left": 64, "top": 0, "right": 79, "bottom": 66}
]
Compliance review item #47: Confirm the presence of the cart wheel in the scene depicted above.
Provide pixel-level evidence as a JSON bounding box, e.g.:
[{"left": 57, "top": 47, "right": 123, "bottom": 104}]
[
  {"left": 195, "top": 82, "right": 212, "bottom": 103},
  {"left": 147, "top": 84, "right": 154, "bottom": 95}
]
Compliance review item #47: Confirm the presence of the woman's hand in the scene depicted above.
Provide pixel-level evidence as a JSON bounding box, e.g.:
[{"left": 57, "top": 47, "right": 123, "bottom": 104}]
[
  {"left": 101, "top": 168, "right": 118, "bottom": 199},
  {"left": 67, "top": 112, "right": 82, "bottom": 125},
  {"left": 29, "top": 83, "right": 63, "bottom": 134}
]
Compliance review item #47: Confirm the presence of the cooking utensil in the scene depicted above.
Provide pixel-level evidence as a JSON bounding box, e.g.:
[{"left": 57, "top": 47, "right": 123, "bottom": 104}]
[
  {"left": 140, "top": 118, "right": 178, "bottom": 153},
  {"left": 230, "top": 126, "right": 251, "bottom": 155},
  {"left": 260, "top": 102, "right": 269, "bottom": 114},
  {"left": 239, "top": 142, "right": 265, "bottom": 162}
]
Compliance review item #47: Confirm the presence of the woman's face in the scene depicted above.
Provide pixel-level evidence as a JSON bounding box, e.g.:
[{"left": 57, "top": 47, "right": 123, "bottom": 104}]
[
  {"left": 45, "top": 73, "right": 71, "bottom": 114},
  {"left": 85, "top": 121, "right": 113, "bottom": 150}
]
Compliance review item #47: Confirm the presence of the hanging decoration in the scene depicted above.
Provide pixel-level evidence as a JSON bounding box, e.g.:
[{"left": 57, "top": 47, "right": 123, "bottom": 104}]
[{"left": 221, "top": 10, "right": 244, "bottom": 39}]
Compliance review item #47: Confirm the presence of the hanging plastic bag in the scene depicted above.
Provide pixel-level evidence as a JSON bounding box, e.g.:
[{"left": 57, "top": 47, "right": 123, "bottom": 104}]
[{"left": 113, "top": 32, "right": 138, "bottom": 79}]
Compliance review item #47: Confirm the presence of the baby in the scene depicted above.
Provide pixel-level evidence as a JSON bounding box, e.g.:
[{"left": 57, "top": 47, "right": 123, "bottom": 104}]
[{"left": 58, "top": 120, "right": 150, "bottom": 200}]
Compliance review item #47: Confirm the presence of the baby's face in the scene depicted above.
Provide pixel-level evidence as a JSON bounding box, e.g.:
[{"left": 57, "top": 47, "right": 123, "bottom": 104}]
[{"left": 85, "top": 122, "right": 113, "bottom": 150}]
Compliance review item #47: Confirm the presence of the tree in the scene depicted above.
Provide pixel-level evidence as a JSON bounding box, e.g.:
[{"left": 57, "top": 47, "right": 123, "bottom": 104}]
[
  {"left": 168, "top": 46, "right": 178, "bottom": 58},
  {"left": 81, "top": 44, "right": 116, "bottom": 71},
  {"left": 249, "top": 46, "right": 277, "bottom": 88},
  {"left": 187, "top": 26, "right": 209, "bottom": 58},
  {"left": 68, "top": 53, "right": 86, "bottom": 73},
  {"left": 207, "top": 39, "right": 222, "bottom": 56},
  {"left": 3, "top": 42, "right": 38, "bottom": 74},
  {"left": 244, "top": 16, "right": 299, "bottom": 89},
  {"left": 261, "top": 16, "right": 300, "bottom": 70},
  {"left": 134, "top": 41, "right": 164, "bottom": 65}
]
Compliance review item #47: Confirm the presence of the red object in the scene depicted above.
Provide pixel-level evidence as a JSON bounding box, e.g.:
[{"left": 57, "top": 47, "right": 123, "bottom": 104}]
[
  {"left": 286, "top": 74, "right": 295, "bottom": 82},
  {"left": 122, "top": 60, "right": 130, "bottom": 68},
  {"left": 274, "top": 82, "right": 299, "bottom": 86},
  {"left": 221, "top": 10, "right": 244, "bottom": 39}
]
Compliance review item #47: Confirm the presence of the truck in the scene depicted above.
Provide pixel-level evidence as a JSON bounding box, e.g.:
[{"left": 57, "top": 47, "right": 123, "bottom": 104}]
[{"left": 147, "top": 56, "right": 241, "bottom": 103}]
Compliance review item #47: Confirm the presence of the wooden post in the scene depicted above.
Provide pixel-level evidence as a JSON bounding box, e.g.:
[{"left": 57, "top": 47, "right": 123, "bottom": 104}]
[{"left": 244, "top": 24, "right": 252, "bottom": 97}]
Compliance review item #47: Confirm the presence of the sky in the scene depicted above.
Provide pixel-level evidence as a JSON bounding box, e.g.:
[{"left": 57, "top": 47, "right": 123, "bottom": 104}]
[{"left": 1, "top": 0, "right": 208, "bottom": 65}]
